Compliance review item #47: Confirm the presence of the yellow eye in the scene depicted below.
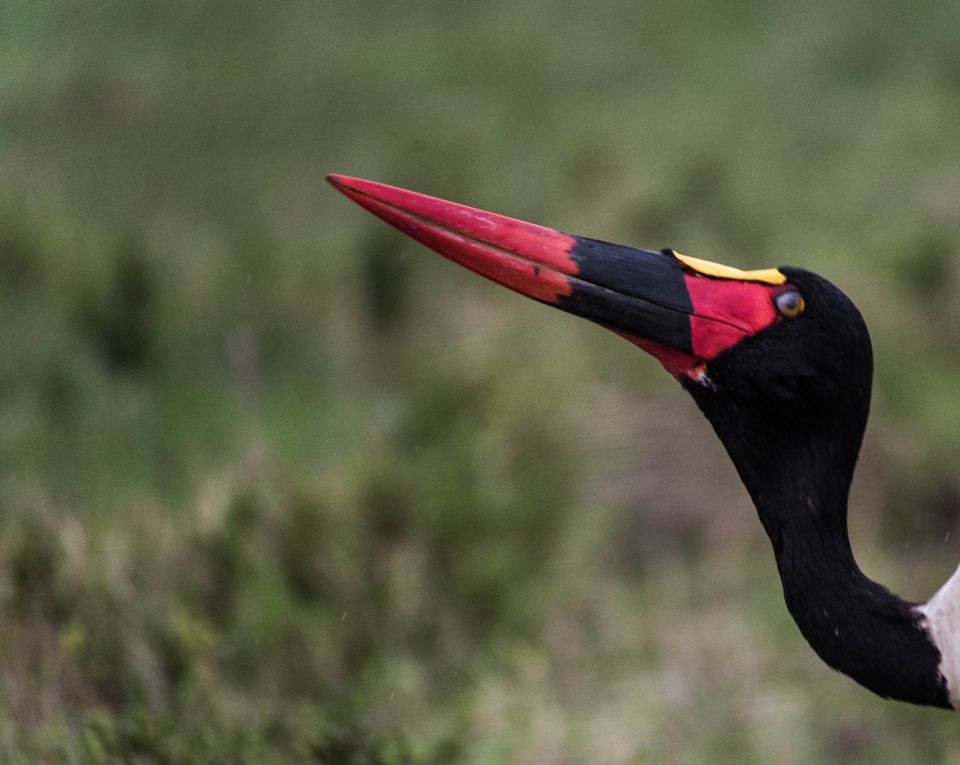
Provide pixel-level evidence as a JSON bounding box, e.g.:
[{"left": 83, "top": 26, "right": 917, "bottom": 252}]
[{"left": 775, "top": 289, "right": 805, "bottom": 318}]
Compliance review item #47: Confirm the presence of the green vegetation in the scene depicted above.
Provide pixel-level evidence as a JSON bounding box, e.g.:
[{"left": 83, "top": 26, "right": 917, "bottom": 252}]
[{"left": 1, "top": 0, "right": 959, "bottom": 761}]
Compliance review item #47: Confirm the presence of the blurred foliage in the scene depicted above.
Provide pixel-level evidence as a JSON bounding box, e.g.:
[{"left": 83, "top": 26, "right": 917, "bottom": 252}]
[{"left": 0, "top": 0, "right": 959, "bottom": 761}]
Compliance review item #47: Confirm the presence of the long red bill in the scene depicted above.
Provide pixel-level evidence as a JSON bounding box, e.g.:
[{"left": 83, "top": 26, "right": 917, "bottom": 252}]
[{"left": 328, "top": 174, "right": 790, "bottom": 380}]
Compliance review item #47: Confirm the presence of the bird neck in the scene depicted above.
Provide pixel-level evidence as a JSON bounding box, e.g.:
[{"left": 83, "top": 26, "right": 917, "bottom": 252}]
[
  {"left": 734, "top": 428, "right": 951, "bottom": 708},
  {"left": 770, "top": 491, "right": 949, "bottom": 708}
]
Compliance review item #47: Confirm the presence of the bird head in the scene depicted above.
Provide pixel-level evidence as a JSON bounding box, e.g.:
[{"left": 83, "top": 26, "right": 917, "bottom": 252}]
[
  {"left": 682, "top": 266, "right": 873, "bottom": 421},
  {"left": 328, "top": 175, "right": 873, "bottom": 501}
]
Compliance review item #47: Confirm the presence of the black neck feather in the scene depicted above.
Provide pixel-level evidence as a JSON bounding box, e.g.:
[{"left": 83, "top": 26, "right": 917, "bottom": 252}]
[
  {"left": 770, "top": 486, "right": 948, "bottom": 708},
  {"left": 687, "top": 383, "right": 950, "bottom": 708}
]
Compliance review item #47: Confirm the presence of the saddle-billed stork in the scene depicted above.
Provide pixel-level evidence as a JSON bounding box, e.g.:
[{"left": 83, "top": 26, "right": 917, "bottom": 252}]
[{"left": 328, "top": 174, "right": 960, "bottom": 710}]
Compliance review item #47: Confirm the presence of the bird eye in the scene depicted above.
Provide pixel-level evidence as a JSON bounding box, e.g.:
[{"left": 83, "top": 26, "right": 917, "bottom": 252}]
[{"left": 775, "top": 289, "right": 805, "bottom": 318}]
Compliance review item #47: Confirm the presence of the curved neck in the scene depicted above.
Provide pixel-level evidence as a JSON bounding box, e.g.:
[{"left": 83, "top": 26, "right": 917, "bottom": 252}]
[
  {"left": 770, "top": 491, "right": 949, "bottom": 708},
  {"left": 690, "top": 388, "right": 950, "bottom": 708}
]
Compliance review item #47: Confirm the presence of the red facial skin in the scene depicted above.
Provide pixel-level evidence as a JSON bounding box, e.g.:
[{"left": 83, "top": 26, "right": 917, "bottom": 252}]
[{"left": 618, "top": 278, "right": 782, "bottom": 378}]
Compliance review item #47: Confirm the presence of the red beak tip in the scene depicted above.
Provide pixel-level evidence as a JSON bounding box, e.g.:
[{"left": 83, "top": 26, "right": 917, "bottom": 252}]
[
  {"left": 326, "top": 173, "right": 351, "bottom": 190},
  {"left": 326, "top": 174, "right": 385, "bottom": 203}
]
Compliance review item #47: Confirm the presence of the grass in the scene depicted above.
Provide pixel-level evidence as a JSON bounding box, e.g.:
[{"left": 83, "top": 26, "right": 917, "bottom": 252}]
[{"left": 0, "top": 0, "right": 959, "bottom": 761}]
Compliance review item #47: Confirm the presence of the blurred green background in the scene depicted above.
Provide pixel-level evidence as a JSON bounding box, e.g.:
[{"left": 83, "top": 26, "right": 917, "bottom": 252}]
[{"left": 2, "top": 0, "right": 960, "bottom": 761}]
